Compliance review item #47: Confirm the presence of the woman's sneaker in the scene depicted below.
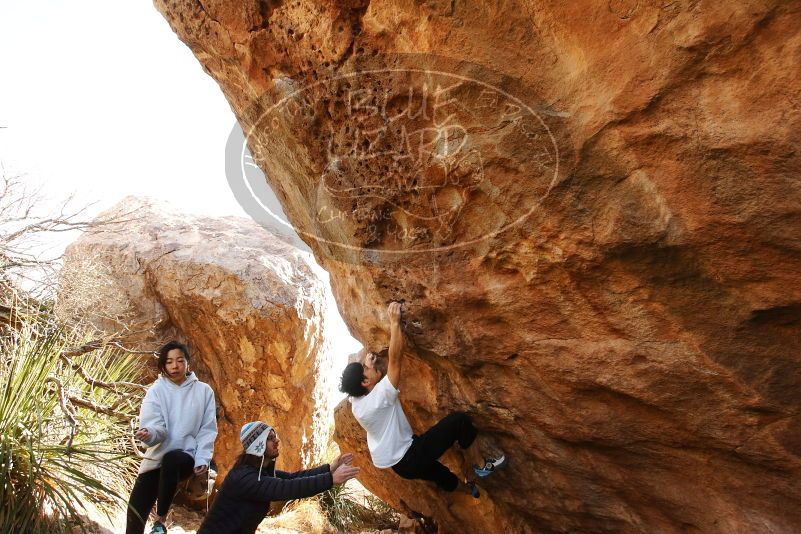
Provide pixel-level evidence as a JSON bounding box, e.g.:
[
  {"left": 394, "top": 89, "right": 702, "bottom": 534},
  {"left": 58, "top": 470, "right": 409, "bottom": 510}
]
[
  {"left": 473, "top": 454, "right": 507, "bottom": 477},
  {"left": 149, "top": 521, "right": 168, "bottom": 534}
]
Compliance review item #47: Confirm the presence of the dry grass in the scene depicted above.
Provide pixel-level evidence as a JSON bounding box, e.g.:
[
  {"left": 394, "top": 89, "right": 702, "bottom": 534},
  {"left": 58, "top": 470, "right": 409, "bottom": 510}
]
[{"left": 262, "top": 499, "right": 336, "bottom": 533}]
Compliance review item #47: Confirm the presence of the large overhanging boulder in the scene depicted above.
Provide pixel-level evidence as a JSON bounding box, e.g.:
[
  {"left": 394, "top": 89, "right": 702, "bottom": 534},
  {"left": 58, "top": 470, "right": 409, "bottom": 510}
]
[
  {"left": 153, "top": 2, "right": 801, "bottom": 532},
  {"left": 59, "top": 197, "right": 332, "bottom": 473}
]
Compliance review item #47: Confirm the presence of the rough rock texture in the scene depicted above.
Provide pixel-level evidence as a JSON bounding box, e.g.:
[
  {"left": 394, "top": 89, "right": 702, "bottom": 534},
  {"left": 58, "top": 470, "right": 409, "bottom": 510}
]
[
  {"left": 60, "top": 197, "right": 332, "bottom": 474},
  {"left": 154, "top": 1, "right": 801, "bottom": 532}
]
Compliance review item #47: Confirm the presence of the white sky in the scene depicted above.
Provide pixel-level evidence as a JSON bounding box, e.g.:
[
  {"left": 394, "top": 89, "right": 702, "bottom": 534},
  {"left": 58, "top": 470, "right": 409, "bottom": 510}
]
[
  {"left": 0, "top": 1, "right": 359, "bottom": 408},
  {"left": 0, "top": 0, "right": 244, "bottom": 218}
]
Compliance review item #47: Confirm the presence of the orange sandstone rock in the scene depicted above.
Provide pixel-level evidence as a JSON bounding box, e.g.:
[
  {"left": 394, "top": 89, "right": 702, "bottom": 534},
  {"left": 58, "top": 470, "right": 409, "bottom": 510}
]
[
  {"left": 153, "top": 2, "right": 801, "bottom": 532},
  {"left": 60, "top": 197, "right": 331, "bottom": 475}
]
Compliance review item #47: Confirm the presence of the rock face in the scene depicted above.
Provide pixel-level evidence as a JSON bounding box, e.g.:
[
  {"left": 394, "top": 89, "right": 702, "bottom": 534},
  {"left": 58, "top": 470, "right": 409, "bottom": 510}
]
[
  {"left": 154, "top": 2, "right": 801, "bottom": 532},
  {"left": 60, "top": 197, "right": 332, "bottom": 473}
]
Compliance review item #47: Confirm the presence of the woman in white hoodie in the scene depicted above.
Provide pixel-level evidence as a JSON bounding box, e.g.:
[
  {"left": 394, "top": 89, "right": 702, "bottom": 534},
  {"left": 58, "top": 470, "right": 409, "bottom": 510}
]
[{"left": 125, "top": 341, "right": 218, "bottom": 534}]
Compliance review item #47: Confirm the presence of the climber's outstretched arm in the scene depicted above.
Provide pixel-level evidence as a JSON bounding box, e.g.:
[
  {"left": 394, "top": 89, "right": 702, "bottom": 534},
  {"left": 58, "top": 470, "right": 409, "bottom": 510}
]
[{"left": 385, "top": 302, "right": 404, "bottom": 389}]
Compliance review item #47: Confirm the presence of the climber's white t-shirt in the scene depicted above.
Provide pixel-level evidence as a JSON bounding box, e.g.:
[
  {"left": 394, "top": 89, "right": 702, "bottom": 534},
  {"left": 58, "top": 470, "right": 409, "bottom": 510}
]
[{"left": 351, "top": 376, "right": 414, "bottom": 468}]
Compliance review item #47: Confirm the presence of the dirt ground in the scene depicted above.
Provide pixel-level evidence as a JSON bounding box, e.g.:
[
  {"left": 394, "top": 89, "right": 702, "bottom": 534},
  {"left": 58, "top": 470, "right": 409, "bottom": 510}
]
[
  {"left": 76, "top": 480, "right": 409, "bottom": 534},
  {"left": 80, "top": 500, "right": 334, "bottom": 533}
]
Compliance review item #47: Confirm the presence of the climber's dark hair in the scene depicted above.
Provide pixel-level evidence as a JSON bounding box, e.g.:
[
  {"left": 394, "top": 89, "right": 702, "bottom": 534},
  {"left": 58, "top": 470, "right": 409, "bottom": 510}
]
[
  {"left": 157, "top": 341, "right": 191, "bottom": 375},
  {"left": 339, "top": 362, "right": 368, "bottom": 397},
  {"left": 374, "top": 348, "right": 388, "bottom": 375}
]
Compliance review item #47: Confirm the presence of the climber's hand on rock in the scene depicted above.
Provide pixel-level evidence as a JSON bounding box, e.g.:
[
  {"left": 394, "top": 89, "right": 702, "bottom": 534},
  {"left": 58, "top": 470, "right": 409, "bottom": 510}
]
[
  {"left": 330, "top": 452, "right": 354, "bottom": 473},
  {"left": 134, "top": 428, "right": 150, "bottom": 442},
  {"left": 332, "top": 464, "right": 360, "bottom": 484},
  {"left": 387, "top": 301, "right": 402, "bottom": 325}
]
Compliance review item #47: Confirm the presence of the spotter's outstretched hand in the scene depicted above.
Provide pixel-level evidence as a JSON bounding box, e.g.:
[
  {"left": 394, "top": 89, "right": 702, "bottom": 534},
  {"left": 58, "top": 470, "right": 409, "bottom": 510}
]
[
  {"left": 332, "top": 464, "right": 360, "bottom": 484},
  {"left": 330, "top": 452, "right": 354, "bottom": 473}
]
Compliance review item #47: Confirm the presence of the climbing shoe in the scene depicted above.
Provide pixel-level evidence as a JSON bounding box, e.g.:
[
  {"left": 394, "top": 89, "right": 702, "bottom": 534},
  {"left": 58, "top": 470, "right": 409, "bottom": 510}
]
[
  {"left": 473, "top": 454, "right": 507, "bottom": 477},
  {"left": 149, "top": 521, "right": 168, "bottom": 534}
]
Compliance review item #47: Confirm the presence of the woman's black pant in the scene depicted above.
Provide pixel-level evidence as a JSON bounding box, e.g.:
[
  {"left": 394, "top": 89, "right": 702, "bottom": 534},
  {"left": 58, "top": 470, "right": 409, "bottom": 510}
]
[{"left": 125, "top": 450, "right": 194, "bottom": 534}]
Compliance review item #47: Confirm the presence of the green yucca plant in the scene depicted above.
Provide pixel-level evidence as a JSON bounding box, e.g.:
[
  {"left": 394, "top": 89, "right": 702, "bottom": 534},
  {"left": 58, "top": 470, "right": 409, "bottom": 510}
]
[
  {"left": 314, "top": 441, "right": 399, "bottom": 533},
  {"left": 0, "top": 317, "right": 145, "bottom": 534},
  {"left": 316, "top": 480, "right": 399, "bottom": 533}
]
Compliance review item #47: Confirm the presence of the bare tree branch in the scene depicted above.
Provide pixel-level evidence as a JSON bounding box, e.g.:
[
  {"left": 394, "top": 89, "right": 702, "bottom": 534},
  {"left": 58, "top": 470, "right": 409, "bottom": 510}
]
[
  {"left": 67, "top": 393, "right": 132, "bottom": 420},
  {"left": 0, "top": 164, "right": 143, "bottom": 302},
  {"left": 0, "top": 303, "right": 21, "bottom": 329},
  {"left": 44, "top": 377, "right": 78, "bottom": 452},
  {"left": 60, "top": 341, "right": 151, "bottom": 393}
]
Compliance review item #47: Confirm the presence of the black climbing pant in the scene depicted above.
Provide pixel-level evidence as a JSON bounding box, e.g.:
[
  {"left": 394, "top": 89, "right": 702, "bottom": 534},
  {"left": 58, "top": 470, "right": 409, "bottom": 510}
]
[{"left": 392, "top": 411, "right": 478, "bottom": 491}]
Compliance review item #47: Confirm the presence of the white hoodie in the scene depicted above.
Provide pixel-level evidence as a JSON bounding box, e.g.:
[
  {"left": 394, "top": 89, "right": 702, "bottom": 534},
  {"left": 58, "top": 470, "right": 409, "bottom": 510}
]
[{"left": 138, "top": 372, "right": 217, "bottom": 474}]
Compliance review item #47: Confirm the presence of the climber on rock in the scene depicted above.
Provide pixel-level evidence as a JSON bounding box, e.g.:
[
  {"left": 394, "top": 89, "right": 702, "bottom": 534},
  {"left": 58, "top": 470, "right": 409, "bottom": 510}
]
[{"left": 339, "top": 301, "right": 507, "bottom": 499}]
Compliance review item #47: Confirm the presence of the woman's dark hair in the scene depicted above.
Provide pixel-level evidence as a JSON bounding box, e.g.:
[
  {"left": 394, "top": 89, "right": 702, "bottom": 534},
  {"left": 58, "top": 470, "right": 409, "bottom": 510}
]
[
  {"left": 235, "top": 452, "right": 271, "bottom": 468},
  {"left": 339, "top": 362, "right": 368, "bottom": 397},
  {"left": 157, "top": 341, "right": 191, "bottom": 375}
]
